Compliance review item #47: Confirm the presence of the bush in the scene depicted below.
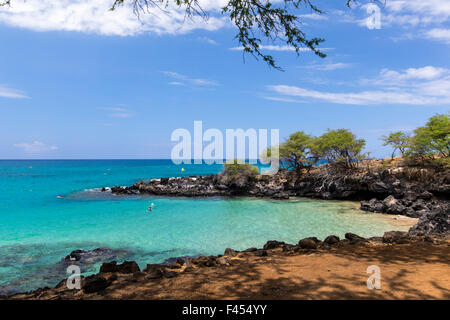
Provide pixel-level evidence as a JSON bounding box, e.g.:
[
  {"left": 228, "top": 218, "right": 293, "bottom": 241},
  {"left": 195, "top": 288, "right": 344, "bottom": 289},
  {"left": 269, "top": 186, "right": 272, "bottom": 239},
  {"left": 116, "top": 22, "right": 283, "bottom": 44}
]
[
  {"left": 278, "top": 131, "right": 315, "bottom": 173},
  {"left": 312, "top": 129, "right": 366, "bottom": 169},
  {"left": 223, "top": 161, "right": 259, "bottom": 181},
  {"left": 381, "top": 131, "right": 410, "bottom": 159},
  {"left": 403, "top": 113, "right": 449, "bottom": 167}
]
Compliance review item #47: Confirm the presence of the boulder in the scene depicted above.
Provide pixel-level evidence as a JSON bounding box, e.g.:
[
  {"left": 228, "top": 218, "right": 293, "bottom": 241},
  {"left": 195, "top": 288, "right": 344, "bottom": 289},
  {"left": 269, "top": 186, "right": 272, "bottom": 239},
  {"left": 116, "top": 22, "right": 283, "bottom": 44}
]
[
  {"left": 370, "top": 181, "right": 390, "bottom": 193},
  {"left": 412, "top": 199, "right": 429, "bottom": 211},
  {"left": 143, "top": 264, "right": 164, "bottom": 279},
  {"left": 99, "top": 261, "right": 140, "bottom": 274},
  {"left": 298, "top": 238, "right": 318, "bottom": 249},
  {"left": 271, "top": 192, "right": 289, "bottom": 200},
  {"left": 62, "top": 247, "right": 131, "bottom": 267},
  {"left": 224, "top": 248, "right": 238, "bottom": 257},
  {"left": 324, "top": 235, "right": 340, "bottom": 245},
  {"left": 383, "top": 231, "right": 409, "bottom": 244},
  {"left": 82, "top": 275, "right": 110, "bottom": 293},
  {"left": 382, "top": 195, "right": 406, "bottom": 214},
  {"left": 409, "top": 202, "right": 450, "bottom": 235},
  {"left": 418, "top": 191, "right": 433, "bottom": 200},
  {"left": 216, "top": 256, "right": 231, "bottom": 266},
  {"left": 263, "top": 240, "right": 286, "bottom": 250},
  {"left": 360, "top": 198, "right": 384, "bottom": 213},
  {"left": 254, "top": 250, "right": 268, "bottom": 257},
  {"left": 404, "top": 191, "right": 418, "bottom": 202},
  {"left": 345, "top": 233, "right": 366, "bottom": 244},
  {"left": 191, "top": 256, "right": 216, "bottom": 267}
]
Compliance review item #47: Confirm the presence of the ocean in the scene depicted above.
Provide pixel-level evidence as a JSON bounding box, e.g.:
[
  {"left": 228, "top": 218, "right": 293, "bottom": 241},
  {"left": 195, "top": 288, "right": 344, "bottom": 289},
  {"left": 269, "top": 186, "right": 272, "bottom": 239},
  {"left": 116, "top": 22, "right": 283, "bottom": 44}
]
[{"left": 0, "top": 160, "right": 408, "bottom": 295}]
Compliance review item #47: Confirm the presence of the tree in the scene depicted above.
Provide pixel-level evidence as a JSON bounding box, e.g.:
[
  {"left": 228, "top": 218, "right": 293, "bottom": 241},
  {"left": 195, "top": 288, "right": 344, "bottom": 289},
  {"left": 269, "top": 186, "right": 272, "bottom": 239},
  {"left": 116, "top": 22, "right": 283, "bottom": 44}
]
[
  {"left": 0, "top": 0, "right": 362, "bottom": 70},
  {"left": 313, "top": 129, "right": 366, "bottom": 169},
  {"left": 423, "top": 113, "right": 450, "bottom": 158},
  {"left": 223, "top": 161, "right": 259, "bottom": 180},
  {"left": 278, "top": 131, "right": 314, "bottom": 173},
  {"left": 381, "top": 131, "right": 410, "bottom": 159},
  {"left": 405, "top": 113, "right": 450, "bottom": 166},
  {"left": 221, "top": 161, "right": 260, "bottom": 188}
]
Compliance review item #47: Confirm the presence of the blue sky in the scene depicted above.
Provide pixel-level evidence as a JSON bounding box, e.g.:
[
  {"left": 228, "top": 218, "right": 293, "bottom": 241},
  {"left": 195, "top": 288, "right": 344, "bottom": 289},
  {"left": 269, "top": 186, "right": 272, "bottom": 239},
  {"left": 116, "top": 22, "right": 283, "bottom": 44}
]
[{"left": 0, "top": 0, "right": 449, "bottom": 159}]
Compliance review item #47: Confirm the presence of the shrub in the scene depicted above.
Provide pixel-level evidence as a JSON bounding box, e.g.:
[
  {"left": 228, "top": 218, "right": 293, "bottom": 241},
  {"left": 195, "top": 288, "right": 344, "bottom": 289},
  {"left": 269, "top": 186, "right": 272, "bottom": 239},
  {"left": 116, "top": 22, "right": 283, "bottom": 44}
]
[
  {"left": 404, "top": 113, "right": 449, "bottom": 166},
  {"left": 278, "top": 131, "right": 315, "bottom": 173},
  {"left": 312, "top": 129, "right": 366, "bottom": 169},
  {"left": 223, "top": 161, "right": 259, "bottom": 181},
  {"left": 381, "top": 131, "right": 410, "bottom": 159}
]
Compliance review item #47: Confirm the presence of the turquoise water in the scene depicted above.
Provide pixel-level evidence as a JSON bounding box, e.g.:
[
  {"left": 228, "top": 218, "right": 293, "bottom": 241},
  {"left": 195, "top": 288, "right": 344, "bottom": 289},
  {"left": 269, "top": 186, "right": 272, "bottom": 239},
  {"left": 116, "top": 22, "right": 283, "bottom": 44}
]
[{"left": 0, "top": 160, "right": 408, "bottom": 295}]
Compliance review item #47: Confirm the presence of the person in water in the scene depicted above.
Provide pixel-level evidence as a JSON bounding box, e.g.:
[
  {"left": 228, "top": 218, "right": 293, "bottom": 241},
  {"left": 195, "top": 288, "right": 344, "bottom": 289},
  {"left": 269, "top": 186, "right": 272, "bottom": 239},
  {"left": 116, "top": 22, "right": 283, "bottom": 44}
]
[{"left": 148, "top": 203, "right": 155, "bottom": 212}]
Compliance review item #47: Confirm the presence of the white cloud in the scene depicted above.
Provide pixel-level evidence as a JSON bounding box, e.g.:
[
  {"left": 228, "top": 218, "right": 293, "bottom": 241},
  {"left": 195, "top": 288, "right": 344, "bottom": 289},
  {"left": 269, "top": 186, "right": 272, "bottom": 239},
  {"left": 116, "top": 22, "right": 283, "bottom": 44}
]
[
  {"left": 299, "top": 13, "right": 328, "bottom": 21},
  {"left": 197, "top": 36, "right": 219, "bottom": 45},
  {"left": 267, "top": 66, "right": 450, "bottom": 106},
  {"left": 425, "top": 28, "right": 450, "bottom": 44},
  {"left": 0, "top": 84, "right": 29, "bottom": 98},
  {"left": 386, "top": 0, "right": 450, "bottom": 22},
  {"left": 101, "top": 106, "right": 134, "bottom": 118},
  {"left": 263, "top": 96, "right": 306, "bottom": 103},
  {"left": 299, "top": 62, "right": 353, "bottom": 71},
  {"left": 13, "top": 141, "right": 58, "bottom": 153},
  {"left": 378, "top": 66, "right": 448, "bottom": 82},
  {"left": 168, "top": 81, "right": 184, "bottom": 86},
  {"left": 162, "top": 71, "right": 219, "bottom": 86},
  {"left": 0, "top": 0, "right": 228, "bottom": 36}
]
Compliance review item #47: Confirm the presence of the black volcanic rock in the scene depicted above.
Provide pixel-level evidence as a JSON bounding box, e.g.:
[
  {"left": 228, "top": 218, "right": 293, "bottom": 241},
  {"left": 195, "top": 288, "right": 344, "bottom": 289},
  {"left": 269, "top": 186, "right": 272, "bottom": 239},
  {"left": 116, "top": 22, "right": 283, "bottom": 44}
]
[
  {"left": 383, "top": 231, "right": 409, "bottom": 244},
  {"left": 298, "top": 238, "right": 318, "bottom": 249},
  {"left": 345, "top": 233, "right": 366, "bottom": 244},
  {"left": 82, "top": 275, "right": 110, "bottom": 293},
  {"left": 263, "top": 240, "right": 286, "bottom": 250},
  {"left": 100, "top": 261, "right": 140, "bottom": 274},
  {"left": 409, "top": 202, "right": 449, "bottom": 235},
  {"left": 324, "top": 235, "right": 340, "bottom": 245}
]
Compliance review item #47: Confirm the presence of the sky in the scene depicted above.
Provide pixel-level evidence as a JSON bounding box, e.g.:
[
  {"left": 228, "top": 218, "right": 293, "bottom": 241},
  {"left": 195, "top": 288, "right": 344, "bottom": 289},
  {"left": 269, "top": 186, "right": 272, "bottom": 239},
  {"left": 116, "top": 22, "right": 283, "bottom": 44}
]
[{"left": 0, "top": 0, "right": 449, "bottom": 159}]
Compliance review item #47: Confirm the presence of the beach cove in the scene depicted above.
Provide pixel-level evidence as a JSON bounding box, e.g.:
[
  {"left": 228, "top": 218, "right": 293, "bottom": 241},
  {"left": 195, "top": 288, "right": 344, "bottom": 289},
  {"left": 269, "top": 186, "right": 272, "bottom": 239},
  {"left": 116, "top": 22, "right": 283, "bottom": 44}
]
[{"left": 0, "top": 160, "right": 417, "bottom": 295}]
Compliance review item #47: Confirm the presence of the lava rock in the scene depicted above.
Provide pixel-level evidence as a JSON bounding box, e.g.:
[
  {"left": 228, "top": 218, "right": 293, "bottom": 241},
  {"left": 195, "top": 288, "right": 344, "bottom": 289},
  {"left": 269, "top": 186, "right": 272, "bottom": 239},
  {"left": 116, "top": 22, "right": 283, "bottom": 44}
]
[
  {"left": 383, "top": 231, "right": 409, "bottom": 244},
  {"left": 360, "top": 198, "right": 384, "bottom": 213},
  {"left": 272, "top": 192, "right": 289, "bottom": 200},
  {"left": 143, "top": 264, "right": 164, "bottom": 279},
  {"left": 254, "top": 250, "right": 268, "bottom": 257},
  {"left": 324, "top": 235, "right": 340, "bottom": 245},
  {"left": 216, "top": 256, "right": 231, "bottom": 266},
  {"left": 100, "top": 261, "right": 140, "bottom": 274},
  {"left": 62, "top": 247, "right": 130, "bottom": 266},
  {"left": 224, "top": 248, "right": 238, "bottom": 257},
  {"left": 263, "top": 240, "right": 286, "bottom": 250},
  {"left": 82, "top": 275, "right": 110, "bottom": 293},
  {"left": 298, "top": 238, "right": 318, "bottom": 249},
  {"left": 409, "top": 202, "right": 449, "bottom": 235},
  {"left": 345, "top": 233, "right": 366, "bottom": 244},
  {"left": 382, "top": 195, "right": 406, "bottom": 214}
]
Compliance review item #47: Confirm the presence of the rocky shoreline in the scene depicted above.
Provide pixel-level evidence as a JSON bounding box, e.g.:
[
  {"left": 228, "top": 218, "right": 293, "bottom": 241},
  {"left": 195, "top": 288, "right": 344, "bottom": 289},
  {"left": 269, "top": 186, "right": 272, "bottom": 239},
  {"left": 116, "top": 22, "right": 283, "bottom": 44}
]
[
  {"left": 109, "top": 161, "right": 449, "bottom": 235},
  {"left": 4, "top": 160, "right": 448, "bottom": 299},
  {"left": 5, "top": 231, "right": 449, "bottom": 300}
]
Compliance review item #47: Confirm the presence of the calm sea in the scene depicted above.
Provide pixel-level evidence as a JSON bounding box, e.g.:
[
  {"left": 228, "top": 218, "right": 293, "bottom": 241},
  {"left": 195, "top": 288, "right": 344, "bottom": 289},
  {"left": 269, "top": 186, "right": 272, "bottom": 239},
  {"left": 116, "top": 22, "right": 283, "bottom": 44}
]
[{"left": 0, "top": 160, "right": 407, "bottom": 295}]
